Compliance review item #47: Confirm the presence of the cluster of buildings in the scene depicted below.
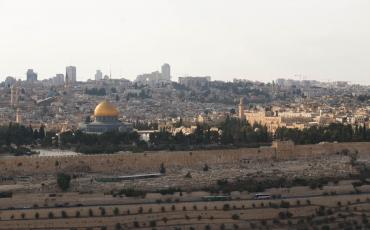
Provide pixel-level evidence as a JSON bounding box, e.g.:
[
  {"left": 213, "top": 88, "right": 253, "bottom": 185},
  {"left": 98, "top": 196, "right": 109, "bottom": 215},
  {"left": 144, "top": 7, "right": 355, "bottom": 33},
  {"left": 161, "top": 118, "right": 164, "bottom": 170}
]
[
  {"left": 178, "top": 76, "right": 211, "bottom": 88},
  {"left": 239, "top": 100, "right": 370, "bottom": 134},
  {"left": 0, "top": 64, "right": 369, "bottom": 138},
  {"left": 135, "top": 63, "right": 171, "bottom": 86}
]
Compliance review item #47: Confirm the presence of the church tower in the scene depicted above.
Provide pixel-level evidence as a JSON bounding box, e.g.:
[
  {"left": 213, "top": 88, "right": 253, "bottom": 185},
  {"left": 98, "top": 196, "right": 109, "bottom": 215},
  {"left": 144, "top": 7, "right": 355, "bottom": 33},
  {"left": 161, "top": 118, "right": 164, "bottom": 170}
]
[
  {"left": 238, "top": 97, "right": 245, "bottom": 120},
  {"left": 16, "top": 108, "right": 22, "bottom": 124},
  {"left": 10, "top": 81, "right": 20, "bottom": 108}
]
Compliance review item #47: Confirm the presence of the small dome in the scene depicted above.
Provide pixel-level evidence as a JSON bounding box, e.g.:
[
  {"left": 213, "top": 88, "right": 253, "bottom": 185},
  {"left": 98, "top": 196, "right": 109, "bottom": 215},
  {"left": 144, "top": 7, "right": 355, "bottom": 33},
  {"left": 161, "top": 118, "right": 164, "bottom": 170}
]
[{"left": 94, "top": 100, "right": 119, "bottom": 117}]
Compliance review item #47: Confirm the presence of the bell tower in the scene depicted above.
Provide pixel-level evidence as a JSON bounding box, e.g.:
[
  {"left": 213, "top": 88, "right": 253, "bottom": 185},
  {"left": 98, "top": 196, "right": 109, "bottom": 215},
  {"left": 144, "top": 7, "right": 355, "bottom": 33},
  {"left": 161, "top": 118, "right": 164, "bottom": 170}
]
[{"left": 238, "top": 97, "right": 245, "bottom": 120}]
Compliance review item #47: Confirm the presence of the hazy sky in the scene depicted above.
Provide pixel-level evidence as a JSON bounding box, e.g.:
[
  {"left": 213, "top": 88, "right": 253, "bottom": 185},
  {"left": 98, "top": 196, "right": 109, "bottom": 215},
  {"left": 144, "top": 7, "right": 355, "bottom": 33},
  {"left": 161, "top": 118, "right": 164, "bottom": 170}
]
[{"left": 0, "top": 0, "right": 370, "bottom": 84}]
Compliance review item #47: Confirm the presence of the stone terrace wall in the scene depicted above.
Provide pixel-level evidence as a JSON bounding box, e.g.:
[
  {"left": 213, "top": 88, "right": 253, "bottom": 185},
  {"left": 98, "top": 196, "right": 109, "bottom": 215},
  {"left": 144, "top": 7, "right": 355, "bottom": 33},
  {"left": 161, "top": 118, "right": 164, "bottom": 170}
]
[{"left": 1, "top": 142, "right": 370, "bottom": 176}]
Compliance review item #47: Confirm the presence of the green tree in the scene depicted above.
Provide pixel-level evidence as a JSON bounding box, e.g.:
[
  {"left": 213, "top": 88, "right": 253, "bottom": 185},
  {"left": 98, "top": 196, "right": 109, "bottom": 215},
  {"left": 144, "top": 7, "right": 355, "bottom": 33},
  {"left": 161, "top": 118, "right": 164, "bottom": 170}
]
[{"left": 57, "top": 173, "right": 71, "bottom": 191}]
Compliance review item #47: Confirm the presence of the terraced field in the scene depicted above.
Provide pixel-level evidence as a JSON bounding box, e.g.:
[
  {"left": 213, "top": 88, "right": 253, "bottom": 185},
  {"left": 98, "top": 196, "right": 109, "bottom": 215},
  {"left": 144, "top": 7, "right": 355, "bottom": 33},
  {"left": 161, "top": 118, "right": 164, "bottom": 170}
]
[{"left": 1, "top": 188, "right": 370, "bottom": 229}]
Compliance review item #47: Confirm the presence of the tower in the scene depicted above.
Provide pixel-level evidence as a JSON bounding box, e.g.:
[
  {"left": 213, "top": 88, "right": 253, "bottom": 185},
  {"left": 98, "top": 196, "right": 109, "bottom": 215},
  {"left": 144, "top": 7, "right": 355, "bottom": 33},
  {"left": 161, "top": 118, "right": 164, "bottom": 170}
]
[
  {"left": 26, "top": 69, "right": 38, "bottom": 82},
  {"left": 10, "top": 81, "right": 20, "bottom": 108},
  {"left": 238, "top": 97, "right": 245, "bottom": 120},
  {"left": 95, "top": 70, "right": 103, "bottom": 81},
  {"left": 161, "top": 63, "right": 171, "bottom": 81},
  {"left": 66, "top": 66, "right": 77, "bottom": 83},
  {"left": 16, "top": 108, "right": 22, "bottom": 124}
]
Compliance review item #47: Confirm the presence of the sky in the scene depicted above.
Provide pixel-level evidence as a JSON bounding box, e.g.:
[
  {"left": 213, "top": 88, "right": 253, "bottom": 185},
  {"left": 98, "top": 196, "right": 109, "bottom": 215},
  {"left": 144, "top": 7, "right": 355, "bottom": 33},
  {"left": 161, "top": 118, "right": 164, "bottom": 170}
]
[{"left": 0, "top": 0, "right": 369, "bottom": 84}]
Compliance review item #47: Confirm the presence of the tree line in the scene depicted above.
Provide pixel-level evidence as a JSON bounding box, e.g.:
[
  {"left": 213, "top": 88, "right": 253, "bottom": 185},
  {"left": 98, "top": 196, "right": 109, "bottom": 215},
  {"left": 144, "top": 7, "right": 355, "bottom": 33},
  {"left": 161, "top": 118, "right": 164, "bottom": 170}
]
[
  {"left": 0, "top": 123, "right": 54, "bottom": 154},
  {"left": 276, "top": 123, "right": 370, "bottom": 144},
  {"left": 1, "top": 120, "right": 369, "bottom": 155}
]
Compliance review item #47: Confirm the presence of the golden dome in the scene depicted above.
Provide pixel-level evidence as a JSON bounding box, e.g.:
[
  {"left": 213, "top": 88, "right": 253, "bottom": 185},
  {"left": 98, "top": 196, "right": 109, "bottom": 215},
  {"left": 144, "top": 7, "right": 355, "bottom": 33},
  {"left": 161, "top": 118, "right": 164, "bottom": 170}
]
[{"left": 94, "top": 100, "right": 119, "bottom": 117}]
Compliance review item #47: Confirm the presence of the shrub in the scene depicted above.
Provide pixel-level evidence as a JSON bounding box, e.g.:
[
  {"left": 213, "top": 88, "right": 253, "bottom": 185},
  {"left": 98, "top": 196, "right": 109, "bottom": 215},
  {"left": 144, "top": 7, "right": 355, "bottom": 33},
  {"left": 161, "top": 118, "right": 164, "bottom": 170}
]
[
  {"left": 48, "top": 212, "right": 54, "bottom": 219},
  {"left": 113, "top": 207, "right": 119, "bottom": 216},
  {"left": 115, "top": 223, "right": 122, "bottom": 230},
  {"left": 232, "top": 214, "right": 240, "bottom": 220},
  {"left": 117, "top": 188, "right": 146, "bottom": 197},
  {"left": 223, "top": 204, "right": 230, "bottom": 211},
  {"left": 57, "top": 173, "right": 71, "bottom": 191},
  {"left": 280, "top": 201, "right": 290, "bottom": 208},
  {"left": 99, "top": 207, "right": 106, "bottom": 216},
  {"left": 160, "top": 163, "right": 166, "bottom": 174},
  {"left": 61, "top": 210, "right": 67, "bottom": 218},
  {"left": 150, "top": 220, "right": 156, "bottom": 227}
]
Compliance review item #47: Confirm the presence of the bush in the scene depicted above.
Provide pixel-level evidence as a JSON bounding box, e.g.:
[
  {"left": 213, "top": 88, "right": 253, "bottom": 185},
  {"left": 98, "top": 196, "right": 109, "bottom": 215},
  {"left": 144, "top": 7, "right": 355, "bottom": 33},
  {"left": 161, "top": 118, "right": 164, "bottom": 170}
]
[
  {"left": 232, "top": 214, "right": 240, "bottom": 220},
  {"left": 48, "top": 212, "right": 54, "bottom": 219},
  {"left": 223, "top": 204, "right": 230, "bottom": 211},
  {"left": 279, "top": 211, "right": 293, "bottom": 219},
  {"left": 116, "top": 188, "right": 146, "bottom": 197},
  {"left": 115, "top": 223, "right": 122, "bottom": 230},
  {"left": 160, "top": 163, "right": 166, "bottom": 174},
  {"left": 149, "top": 220, "right": 156, "bottom": 227},
  {"left": 57, "top": 173, "right": 71, "bottom": 191},
  {"left": 113, "top": 207, "right": 119, "bottom": 216},
  {"left": 99, "top": 207, "right": 106, "bottom": 216},
  {"left": 157, "top": 187, "right": 182, "bottom": 195},
  {"left": 61, "top": 210, "right": 67, "bottom": 218},
  {"left": 280, "top": 201, "right": 290, "bottom": 208}
]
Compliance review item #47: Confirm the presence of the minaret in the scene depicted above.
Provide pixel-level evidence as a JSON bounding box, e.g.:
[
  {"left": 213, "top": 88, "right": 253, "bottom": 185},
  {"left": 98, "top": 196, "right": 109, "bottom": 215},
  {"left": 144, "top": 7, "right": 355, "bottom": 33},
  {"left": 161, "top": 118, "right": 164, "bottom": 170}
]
[{"left": 238, "top": 97, "right": 245, "bottom": 120}]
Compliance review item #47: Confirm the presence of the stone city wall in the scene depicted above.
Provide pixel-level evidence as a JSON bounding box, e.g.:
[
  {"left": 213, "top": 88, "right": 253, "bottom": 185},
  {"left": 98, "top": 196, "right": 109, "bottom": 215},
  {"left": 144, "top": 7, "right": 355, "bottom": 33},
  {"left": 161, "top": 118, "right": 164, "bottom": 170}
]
[{"left": 1, "top": 142, "right": 370, "bottom": 176}]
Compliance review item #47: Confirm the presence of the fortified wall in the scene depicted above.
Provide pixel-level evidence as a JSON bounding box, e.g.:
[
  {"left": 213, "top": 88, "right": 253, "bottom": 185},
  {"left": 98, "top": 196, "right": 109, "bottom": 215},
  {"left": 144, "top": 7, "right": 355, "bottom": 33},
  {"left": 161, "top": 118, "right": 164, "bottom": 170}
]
[{"left": 1, "top": 142, "right": 370, "bottom": 176}]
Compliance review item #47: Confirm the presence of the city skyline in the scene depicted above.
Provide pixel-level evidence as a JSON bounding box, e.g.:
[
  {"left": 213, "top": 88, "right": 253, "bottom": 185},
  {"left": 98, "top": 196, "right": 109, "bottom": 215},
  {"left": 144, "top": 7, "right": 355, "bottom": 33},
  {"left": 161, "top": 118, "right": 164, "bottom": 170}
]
[{"left": 1, "top": 0, "right": 370, "bottom": 84}]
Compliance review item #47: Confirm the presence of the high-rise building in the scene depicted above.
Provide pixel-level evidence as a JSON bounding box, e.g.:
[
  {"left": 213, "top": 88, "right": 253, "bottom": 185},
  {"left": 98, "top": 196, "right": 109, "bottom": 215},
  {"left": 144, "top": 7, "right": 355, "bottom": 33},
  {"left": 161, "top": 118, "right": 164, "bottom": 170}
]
[
  {"left": 95, "top": 70, "right": 103, "bottom": 81},
  {"left": 66, "top": 66, "right": 77, "bottom": 83},
  {"left": 161, "top": 63, "right": 171, "bottom": 81},
  {"left": 54, "top": 74, "right": 65, "bottom": 85},
  {"left": 135, "top": 63, "right": 172, "bottom": 86},
  {"left": 4, "top": 76, "right": 16, "bottom": 88},
  {"left": 26, "top": 69, "right": 38, "bottom": 82}
]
